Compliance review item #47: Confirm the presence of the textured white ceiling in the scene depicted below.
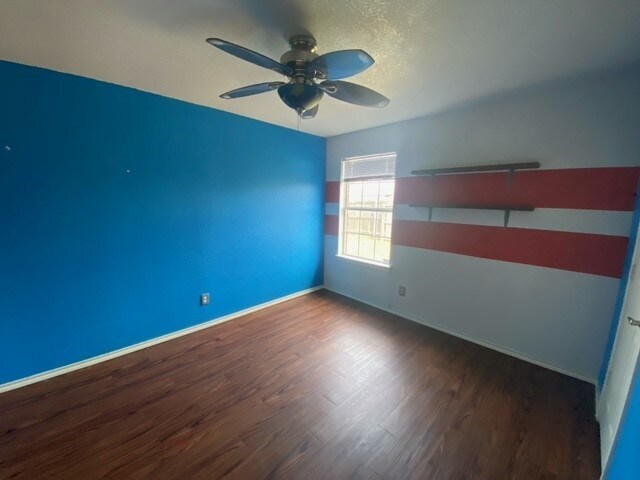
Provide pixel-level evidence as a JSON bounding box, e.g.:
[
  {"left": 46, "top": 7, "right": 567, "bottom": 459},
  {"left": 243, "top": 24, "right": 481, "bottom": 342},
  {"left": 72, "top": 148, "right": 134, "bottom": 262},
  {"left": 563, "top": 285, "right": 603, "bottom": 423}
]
[{"left": 2, "top": 0, "right": 640, "bottom": 137}]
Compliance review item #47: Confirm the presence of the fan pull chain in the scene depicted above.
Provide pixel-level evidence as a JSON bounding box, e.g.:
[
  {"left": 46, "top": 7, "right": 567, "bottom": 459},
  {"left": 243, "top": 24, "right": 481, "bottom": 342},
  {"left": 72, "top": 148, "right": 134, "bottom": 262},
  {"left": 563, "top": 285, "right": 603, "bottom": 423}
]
[{"left": 297, "top": 113, "right": 301, "bottom": 132}]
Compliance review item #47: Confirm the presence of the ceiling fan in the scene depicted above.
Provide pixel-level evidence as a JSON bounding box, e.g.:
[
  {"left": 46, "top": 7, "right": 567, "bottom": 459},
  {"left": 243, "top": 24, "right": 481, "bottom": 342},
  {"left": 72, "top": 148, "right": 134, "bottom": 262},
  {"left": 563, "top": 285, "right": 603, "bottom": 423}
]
[{"left": 206, "top": 34, "right": 390, "bottom": 119}]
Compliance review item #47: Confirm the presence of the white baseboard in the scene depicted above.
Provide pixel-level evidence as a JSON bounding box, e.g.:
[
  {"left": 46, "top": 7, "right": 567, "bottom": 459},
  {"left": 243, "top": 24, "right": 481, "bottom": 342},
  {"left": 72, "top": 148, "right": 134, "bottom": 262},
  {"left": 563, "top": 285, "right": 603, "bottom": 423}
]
[
  {"left": 325, "top": 287, "right": 597, "bottom": 385},
  {"left": 0, "top": 286, "right": 324, "bottom": 394}
]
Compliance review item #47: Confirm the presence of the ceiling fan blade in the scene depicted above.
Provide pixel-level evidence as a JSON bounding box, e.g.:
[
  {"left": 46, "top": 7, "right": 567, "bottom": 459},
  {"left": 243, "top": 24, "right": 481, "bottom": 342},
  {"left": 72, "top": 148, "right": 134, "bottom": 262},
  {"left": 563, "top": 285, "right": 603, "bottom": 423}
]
[
  {"left": 300, "top": 104, "right": 319, "bottom": 119},
  {"left": 219, "top": 82, "right": 286, "bottom": 99},
  {"left": 206, "top": 38, "right": 293, "bottom": 77},
  {"left": 308, "top": 50, "right": 374, "bottom": 80},
  {"left": 319, "top": 81, "right": 389, "bottom": 108}
]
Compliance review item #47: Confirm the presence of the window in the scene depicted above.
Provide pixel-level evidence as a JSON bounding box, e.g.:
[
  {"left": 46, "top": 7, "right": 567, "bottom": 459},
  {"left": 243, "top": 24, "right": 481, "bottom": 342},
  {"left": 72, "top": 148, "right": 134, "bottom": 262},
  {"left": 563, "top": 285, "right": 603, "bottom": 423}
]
[{"left": 339, "top": 153, "right": 396, "bottom": 266}]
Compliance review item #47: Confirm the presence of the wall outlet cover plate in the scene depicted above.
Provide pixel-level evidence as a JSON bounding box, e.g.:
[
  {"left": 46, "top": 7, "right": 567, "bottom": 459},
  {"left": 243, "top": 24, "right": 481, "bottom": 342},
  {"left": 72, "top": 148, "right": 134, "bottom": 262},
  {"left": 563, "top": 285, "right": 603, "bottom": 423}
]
[{"left": 201, "top": 293, "right": 211, "bottom": 306}]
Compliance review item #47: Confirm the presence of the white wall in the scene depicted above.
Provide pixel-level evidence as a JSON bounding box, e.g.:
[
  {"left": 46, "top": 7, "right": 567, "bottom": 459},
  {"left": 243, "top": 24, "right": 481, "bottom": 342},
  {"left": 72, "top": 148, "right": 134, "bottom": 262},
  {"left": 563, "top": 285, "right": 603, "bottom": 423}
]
[{"left": 324, "top": 64, "right": 640, "bottom": 382}]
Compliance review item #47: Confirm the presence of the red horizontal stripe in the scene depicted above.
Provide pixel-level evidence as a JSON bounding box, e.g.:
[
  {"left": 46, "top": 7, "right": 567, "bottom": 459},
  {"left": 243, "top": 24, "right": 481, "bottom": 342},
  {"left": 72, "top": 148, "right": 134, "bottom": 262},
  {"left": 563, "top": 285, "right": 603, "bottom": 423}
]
[
  {"left": 395, "top": 167, "right": 639, "bottom": 211},
  {"left": 392, "top": 220, "right": 628, "bottom": 278},
  {"left": 325, "top": 215, "right": 339, "bottom": 236},
  {"left": 326, "top": 182, "right": 340, "bottom": 203}
]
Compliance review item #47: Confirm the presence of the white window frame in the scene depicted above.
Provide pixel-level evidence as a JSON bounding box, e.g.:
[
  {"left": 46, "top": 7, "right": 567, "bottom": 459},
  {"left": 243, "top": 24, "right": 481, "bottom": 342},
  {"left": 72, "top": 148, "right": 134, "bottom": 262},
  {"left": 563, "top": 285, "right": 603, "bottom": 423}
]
[{"left": 337, "top": 152, "right": 397, "bottom": 267}]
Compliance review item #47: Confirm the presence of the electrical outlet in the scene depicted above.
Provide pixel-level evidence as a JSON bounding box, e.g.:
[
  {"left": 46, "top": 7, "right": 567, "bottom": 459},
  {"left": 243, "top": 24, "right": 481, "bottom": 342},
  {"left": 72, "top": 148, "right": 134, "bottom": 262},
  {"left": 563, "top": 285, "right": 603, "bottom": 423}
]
[
  {"left": 200, "top": 293, "right": 211, "bottom": 306},
  {"left": 398, "top": 286, "right": 406, "bottom": 297}
]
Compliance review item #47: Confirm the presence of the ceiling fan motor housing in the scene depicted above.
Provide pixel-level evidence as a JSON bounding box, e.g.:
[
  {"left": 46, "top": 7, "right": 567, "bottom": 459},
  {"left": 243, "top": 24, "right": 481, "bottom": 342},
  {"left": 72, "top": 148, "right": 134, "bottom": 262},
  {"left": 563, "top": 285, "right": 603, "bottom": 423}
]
[
  {"left": 280, "top": 34, "right": 318, "bottom": 71},
  {"left": 277, "top": 35, "right": 323, "bottom": 113}
]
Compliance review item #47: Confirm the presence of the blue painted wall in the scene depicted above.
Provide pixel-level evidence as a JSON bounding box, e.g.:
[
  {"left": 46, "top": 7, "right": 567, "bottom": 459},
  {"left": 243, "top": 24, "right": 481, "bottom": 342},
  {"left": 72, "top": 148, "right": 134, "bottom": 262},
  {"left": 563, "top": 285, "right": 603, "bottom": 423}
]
[
  {"left": 606, "top": 368, "right": 640, "bottom": 479},
  {"left": 0, "top": 61, "right": 325, "bottom": 384}
]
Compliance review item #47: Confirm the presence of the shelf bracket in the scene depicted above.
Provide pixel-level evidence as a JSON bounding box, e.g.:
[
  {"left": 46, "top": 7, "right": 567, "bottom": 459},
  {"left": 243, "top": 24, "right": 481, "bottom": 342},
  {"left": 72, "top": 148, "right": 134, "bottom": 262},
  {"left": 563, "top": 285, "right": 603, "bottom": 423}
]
[
  {"left": 508, "top": 168, "right": 516, "bottom": 189},
  {"left": 504, "top": 209, "right": 511, "bottom": 228}
]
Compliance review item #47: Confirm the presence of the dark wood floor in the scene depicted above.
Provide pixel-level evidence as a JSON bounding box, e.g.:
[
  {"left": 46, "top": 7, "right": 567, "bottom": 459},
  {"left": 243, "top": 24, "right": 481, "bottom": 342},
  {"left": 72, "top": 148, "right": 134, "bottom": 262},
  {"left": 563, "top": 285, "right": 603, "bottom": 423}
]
[{"left": 0, "top": 290, "right": 600, "bottom": 479}]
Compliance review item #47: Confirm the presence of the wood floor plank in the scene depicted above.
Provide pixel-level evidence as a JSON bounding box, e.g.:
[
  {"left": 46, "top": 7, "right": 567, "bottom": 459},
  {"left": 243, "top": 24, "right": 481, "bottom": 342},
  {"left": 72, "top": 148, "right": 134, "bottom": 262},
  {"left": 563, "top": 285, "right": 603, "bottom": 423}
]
[{"left": 0, "top": 290, "right": 600, "bottom": 479}]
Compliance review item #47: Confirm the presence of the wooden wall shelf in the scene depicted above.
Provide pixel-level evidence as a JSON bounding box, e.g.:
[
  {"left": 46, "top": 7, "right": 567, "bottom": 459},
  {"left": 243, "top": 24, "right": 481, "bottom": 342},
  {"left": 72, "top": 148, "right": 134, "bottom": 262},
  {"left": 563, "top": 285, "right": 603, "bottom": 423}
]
[
  {"left": 408, "top": 161, "right": 540, "bottom": 226},
  {"left": 409, "top": 204, "right": 535, "bottom": 227},
  {"left": 408, "top": 204, "right": 534, "bottom": 212},
  {"left": 410, "top": 161, "right": 540, "bottom": 176}
]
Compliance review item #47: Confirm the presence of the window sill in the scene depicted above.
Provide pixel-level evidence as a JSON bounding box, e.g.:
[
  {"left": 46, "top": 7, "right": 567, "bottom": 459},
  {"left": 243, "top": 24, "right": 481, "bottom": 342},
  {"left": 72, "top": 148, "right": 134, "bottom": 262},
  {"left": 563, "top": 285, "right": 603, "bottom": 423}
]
[{"left": 335, "top": 254, "right": 392, "bottom": 270}]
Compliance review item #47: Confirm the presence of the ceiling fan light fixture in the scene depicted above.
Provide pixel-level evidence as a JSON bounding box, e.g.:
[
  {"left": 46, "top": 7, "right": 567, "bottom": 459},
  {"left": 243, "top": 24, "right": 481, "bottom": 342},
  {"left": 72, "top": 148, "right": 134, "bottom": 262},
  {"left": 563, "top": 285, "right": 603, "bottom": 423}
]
[{"left": 277, "top": 82, "right": 324, "bottom": 112}]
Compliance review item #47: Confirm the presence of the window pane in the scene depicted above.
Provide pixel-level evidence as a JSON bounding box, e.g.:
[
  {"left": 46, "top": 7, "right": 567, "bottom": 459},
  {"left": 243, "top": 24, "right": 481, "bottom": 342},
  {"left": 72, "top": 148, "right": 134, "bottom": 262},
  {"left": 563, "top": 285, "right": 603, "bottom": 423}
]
[
  {"left": 345, "top": 233, "right": 359, "bottom": 257},
  {"left": 345, "top": 210, "right": 360, "bottom": 233},
  {"left": 380, "top": 211, "right": 393, "bottom": 238},
  {"left": 374, "top": 238, "right": 391, "bottom": 264},
  {"left": 359, "top": 211, "right": 374, "bottom": 235},
  {"left": 361, "top": 181, "right": 380, "bottom": 208},
  {"left": 346, "top": 182, "right": 363, "bottom": 207},
  {"left": 379, "top": 179, "right": 395, "bottom": 209},
  {"left": 359, "top": 234, "right": 375, "bottom": 260},
  {"left": 373, "top": 212, "right": 384, "bottom": 237}
]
